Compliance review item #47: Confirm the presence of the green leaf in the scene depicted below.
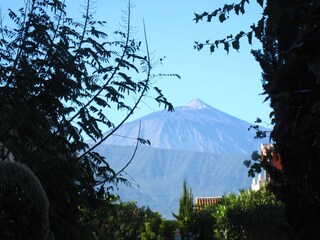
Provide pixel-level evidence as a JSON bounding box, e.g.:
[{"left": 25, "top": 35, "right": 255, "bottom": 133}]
[
  {"left": 89, "top": 105, "right": 99, "bottom": 113},
  {"left": 255, "top": 130, "right": 266, "bottom": 139},
  {"left": 252, "top": 163, "right": 262, "bottom": 173},
  {"left": 219, "top": 13, "right": 226, "bottom": 23},
  {"left": 256, "top": 0, "right": 264, "bottom": 7},
  {"left": 251, "top": 151, "right": 261, "bottom": 161},
  {"left": 255, "top": 117, "right": 262, "bottom": 123},
  {"left": 196, "top": 43, "right": 204, "bottom": 51},
  {"left": 234, "top": 4, "right": 240, "bottom": 15},
  {"left": 210, "top": 44, "right": 215, "bottom": 53},
  {"left": 232, "top": 40, "right": 240, "bottom": 51},
  {"left": 243, "top": 160, "right": 252, "bottom": 168},
  {"left": 223, "top": 4, "right": 234, "bottom": 13},
  {"left": 212, "top": 9, "right": 220, "bottom": 17},
  {"left": 226, "top": 34, "right": 233, "bottom": 39},
  {"left": 240, "top": 3, "right": 245, "bottom": 14},
  {"left": 215, "top": 40, "right": 220, "bottom": 48},
  {"left": 247, "top": 31, "right": 253, "bottom": 45},
  {"left": 193, "top": 13, "right": 201, "bottom": 23},
  {"left": 137, "top": 138, "right": 151, "bottom": 145},
  {"left": 235, "top": 31, "right": 245, "bottom": 40},
  {"left": 224, "top": 42, "right": 230, "bottom": 53},
  {"left": 94, "top": 97, "right": 108, "bottom": 107}
]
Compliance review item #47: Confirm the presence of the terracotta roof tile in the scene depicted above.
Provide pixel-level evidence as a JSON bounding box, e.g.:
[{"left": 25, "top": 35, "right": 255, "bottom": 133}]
[{"left": 195, "top": 197, "right": 221, "bottom": 210}]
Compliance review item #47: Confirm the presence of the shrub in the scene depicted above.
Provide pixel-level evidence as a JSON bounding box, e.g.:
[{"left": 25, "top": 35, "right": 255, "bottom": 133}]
[{"left": 212, "top": 188, "right": 291, "bottom": 240}]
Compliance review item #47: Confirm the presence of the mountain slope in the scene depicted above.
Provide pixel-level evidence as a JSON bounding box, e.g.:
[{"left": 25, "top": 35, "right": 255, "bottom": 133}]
[
  {"left": 94, "top": 99, "right": 269, "bottom": 218},
  {"left": 103, "top": 99, "right": 266, "bottom": 154},
  {"left": 97, "top": 145, "right": 252, "bottom": 219}
]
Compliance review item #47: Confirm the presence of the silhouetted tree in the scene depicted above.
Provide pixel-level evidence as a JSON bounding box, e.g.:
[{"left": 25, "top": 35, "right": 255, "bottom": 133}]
[
  {"left": 0, "top": 0, "right": 173, "bottom": 238},
  {"left": 194, "top": 1, "right": 320, "bottom": 238}
]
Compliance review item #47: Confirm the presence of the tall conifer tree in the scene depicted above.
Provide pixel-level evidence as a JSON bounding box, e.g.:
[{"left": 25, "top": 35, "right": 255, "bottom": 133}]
[{"left": 173, "top": 178, "right": 194, "bottom": 234}]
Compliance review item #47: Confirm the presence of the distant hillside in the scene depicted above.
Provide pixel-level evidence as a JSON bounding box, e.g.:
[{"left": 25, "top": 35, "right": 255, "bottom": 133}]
[
  {"left": 94, "top": 99, "right": 269, "bottom": 219},
  {"left": 97, "top": 145, "right": 252, "bottom": 219}
]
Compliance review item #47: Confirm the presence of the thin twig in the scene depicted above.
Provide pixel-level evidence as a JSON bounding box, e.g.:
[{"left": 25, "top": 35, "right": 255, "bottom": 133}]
[
  {"left": 114, "top": 120, "right": 141, "bottom": 177},
  {"left": 76, "top": 18, "right": 152, "bottom": 160}
]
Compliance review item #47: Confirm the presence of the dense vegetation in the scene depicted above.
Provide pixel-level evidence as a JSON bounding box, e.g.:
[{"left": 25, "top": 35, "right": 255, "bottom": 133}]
[
  {"left": 86, "top": 198, "right": 169, "bottom": 240},
  {"left": 195, "top": 0, "right": 320, "bottom": 238},
  {"left": 2, "top": 0, "right": 319, "bottom": 239},
  {"left": 211, "top": 188, "right": 290, "bottom": 240},
  {"left": 0, "top": 0, "right": 173, "bottom": 239},
  {"left": 173, "top": 182, "right": 288, "bottom": 240}
]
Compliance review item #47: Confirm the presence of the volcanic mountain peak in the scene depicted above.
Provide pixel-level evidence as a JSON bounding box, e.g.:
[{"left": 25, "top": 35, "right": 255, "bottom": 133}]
[
  {"left": 99, "top": 98, "right": 268, "bottom": 154},
  {"left": 93, "top": 99, "right": 270, "bottom": 218},
  {"left": 184, "top": 98, "right": 211, "bottom": 110}
]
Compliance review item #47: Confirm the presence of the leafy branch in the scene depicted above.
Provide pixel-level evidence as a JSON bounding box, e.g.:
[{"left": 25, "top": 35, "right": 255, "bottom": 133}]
[
  {"left": 194, "top": 0, "right": 252, "bottom": 24},
  {"left": 77, "top": 19, "right": 156, "bottom": 160},
  {"left": 0, "top": 0, "right": 173, "bottom": 217},
  {"left": 194, "top": 0, "right": 265, "bottom": 54}
]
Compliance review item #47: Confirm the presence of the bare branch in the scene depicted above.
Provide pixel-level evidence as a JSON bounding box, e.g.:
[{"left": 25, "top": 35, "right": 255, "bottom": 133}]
[{"left": 114, "top": 120, "right": 141, "bottom": 177}]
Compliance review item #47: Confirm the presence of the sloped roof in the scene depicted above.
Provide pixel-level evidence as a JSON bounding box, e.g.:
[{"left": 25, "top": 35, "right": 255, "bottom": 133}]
[{"left": 195, "top": 197, "right": 221, "bottom": 210}]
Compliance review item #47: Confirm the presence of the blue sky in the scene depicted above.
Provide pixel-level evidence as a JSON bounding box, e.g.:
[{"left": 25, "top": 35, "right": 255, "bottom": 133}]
[
  {"left": 90, "top": 0, "right": 272, "bottom": 127},
  {"left": 1, "top": 0, "right": 272, "bottom": 128}
]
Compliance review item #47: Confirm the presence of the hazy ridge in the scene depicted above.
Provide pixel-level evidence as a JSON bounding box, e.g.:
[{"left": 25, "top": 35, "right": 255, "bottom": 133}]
[{"left": 95, "top": 99, "right": 269, "bottom": 219}]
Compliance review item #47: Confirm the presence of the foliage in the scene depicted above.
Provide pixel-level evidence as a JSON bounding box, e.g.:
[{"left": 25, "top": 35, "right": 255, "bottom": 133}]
[
  {"left": 160, "top": 220, "right": 180, "bottom": 240},
  {"left": 140, "top": 219, "right": 163, "bottom": 240},
  {"left": 243, "top": 145, "right": 279, "bottom": 179},
  {"left": 193, "top": 0, "right": 262, "bottom": 53},
  {"left": 0, "top": 161, "right": 52, "bottom": 240},
  {"left": 82, "top": 199, "right": 165, "bottom": 240},
  {"left": 190, "top": 208, "right": 216, "bottom": 240},
  {"left": 183, "top": 188, "right": 289, "bottom": 240},
  {"left": 211, "top": 188, "right": 290, "bottom": 240},
  {"left": 172, "top": 178, "right": 194, "bottom": 236},
  {"left": 194, "top": 0, "right": 320, "bottom": 238},
  {"left": 0, "top": 0, "right": 173, "bottom": 238}
]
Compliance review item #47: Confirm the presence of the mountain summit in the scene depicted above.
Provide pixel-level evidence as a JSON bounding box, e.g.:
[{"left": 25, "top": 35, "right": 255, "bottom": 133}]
[
  {"left": 95, "top": 99, "right": 268, "bottom": 218},
  {"left": 103, "top": 99, "right": 266, "bottom": 154},
  {"left": 185, "top": 98, "right": 211, "bottom": 110}
]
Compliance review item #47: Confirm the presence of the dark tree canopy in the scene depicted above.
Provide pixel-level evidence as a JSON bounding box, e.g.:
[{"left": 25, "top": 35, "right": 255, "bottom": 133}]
[
  {"left": 0, "top": 0, "right": 173, "bottom": 239},
  {"left": 195, "top": 0, "right": 320, "bottom": 239}
]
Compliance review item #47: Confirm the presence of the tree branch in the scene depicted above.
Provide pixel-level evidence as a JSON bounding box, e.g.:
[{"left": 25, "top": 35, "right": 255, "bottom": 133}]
[{"left": 76, "top": 18, "right": 152, "bottom": 160}]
